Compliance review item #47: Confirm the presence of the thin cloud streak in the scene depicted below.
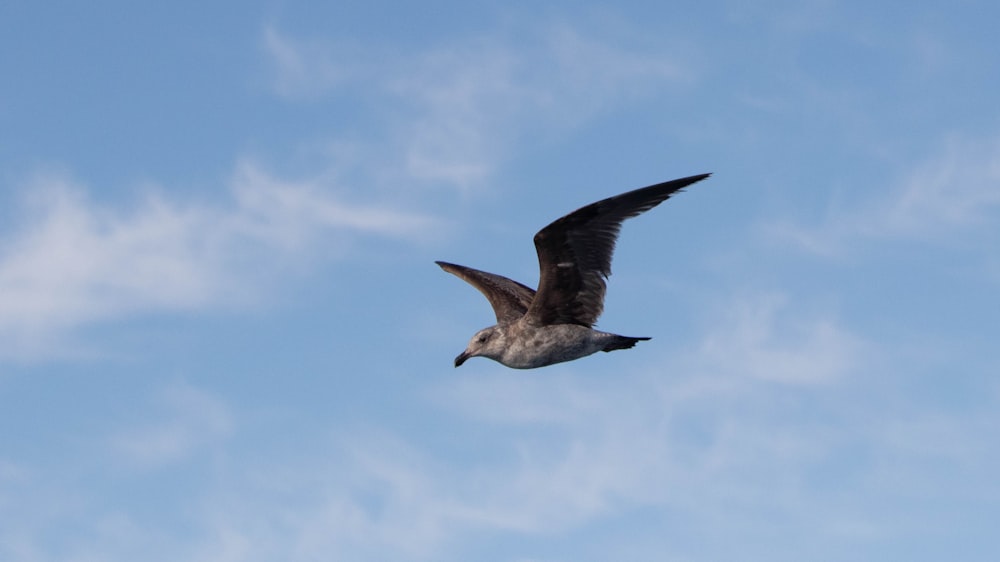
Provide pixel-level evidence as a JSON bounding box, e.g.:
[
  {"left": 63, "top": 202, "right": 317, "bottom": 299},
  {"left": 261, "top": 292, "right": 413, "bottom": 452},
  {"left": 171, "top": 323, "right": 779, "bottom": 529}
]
[
  {"left": 262, "top": 26, "right": 355, "bottom": 100},
  {"left": 110, "top": 383, "right": 233, "bottom": 468},
  {"left": 768, "top": 135, "right": 1000, "bottom": 256},
  {"left": 0, "top": 164, "right": 436, "bottom": 360}
]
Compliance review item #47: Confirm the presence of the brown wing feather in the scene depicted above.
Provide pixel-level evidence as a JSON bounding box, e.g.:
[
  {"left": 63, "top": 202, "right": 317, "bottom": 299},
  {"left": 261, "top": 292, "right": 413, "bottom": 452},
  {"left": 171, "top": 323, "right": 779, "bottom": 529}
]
[
  {"left": 526, "top": 173, "right": 710, "bottom": 327},
  {"left": 435, "top": 261, "right": 537, "bottom": 325}
]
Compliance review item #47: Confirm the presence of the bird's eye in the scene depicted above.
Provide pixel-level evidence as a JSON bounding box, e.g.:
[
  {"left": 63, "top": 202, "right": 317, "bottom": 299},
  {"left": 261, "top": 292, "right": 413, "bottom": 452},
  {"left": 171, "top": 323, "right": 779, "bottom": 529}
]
[{"left": 478, "top": 335, "right": 488, "bottom": 343}]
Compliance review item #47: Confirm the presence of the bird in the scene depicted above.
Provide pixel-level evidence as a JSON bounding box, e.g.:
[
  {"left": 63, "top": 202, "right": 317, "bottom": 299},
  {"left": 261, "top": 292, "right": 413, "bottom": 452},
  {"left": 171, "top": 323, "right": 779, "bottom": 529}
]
[{"left": 436, "top": 173, "right": 710, "bottom": 369}]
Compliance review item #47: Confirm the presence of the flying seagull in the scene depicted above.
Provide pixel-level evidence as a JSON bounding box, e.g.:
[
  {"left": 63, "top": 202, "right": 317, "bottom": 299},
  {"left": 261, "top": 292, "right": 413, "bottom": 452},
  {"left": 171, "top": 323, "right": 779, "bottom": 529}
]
[{"left": 437, "top": 173, "right": 710, "bottom": 369}]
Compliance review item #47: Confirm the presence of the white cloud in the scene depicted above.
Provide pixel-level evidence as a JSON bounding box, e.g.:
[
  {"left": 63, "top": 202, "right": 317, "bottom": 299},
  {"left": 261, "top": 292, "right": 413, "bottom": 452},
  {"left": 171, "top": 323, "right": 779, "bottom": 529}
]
[
  {"left": 262, "top": 23, "right": 689, "bottom": 190},
  {"left": 695, "top": 292, "right": 862, "bottom": 384},
  {"left": 228, "top": 160, "right": 438, "bottom": 246},
  {"left": 0, "top": 164, "right": 436, "bottom": 360}
]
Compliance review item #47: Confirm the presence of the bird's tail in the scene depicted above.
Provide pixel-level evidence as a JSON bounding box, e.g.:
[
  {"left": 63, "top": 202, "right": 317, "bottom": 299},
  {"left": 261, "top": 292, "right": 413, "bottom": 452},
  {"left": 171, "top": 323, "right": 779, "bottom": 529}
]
[{"left": 602, "top": 335, "right": 651, "bottom": 352}]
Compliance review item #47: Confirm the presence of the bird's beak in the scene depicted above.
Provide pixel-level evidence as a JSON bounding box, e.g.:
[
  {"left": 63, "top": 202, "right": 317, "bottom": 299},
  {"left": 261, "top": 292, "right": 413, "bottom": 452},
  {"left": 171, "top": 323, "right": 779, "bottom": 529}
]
[{"left": 454, "top": 350, "right": 471, "bottom": 367}]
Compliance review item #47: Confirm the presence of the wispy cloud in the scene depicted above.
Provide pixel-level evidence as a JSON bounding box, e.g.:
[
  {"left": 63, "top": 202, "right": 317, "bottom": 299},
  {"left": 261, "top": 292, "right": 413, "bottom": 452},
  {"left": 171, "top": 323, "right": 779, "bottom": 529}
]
[
  {"left": 262, "top": 26, "right": 359, "bottom": 100},
  {"left": 5, "top": 329, "right": 999, "bottom": 561},
  {"left": 882, "top": 136, "right": 1000, "bottom": 235},
  {"left": 110, "top": 382, "right": 233, "bottom": 468},
  {"left": 0, "top": 163, "right": 436, "bottom": 360},
  {"left": 229, "top": 160, "right": 438, "bottom": 246},
  {"left": 695, "top": 292, "right": 862, "bottom": 384},
  {"left": 769, "top": 135, "right": 1000, "bottom": 256},
  {"left": 262, "top": 22, "right": 689, "bottom": 190}
]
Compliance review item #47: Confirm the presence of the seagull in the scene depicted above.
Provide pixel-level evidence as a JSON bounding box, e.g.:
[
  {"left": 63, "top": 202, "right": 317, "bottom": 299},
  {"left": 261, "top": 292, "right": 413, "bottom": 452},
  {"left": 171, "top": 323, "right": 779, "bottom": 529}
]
[{"left": 437, "top": 173, "right": 710, "bottom": 369}]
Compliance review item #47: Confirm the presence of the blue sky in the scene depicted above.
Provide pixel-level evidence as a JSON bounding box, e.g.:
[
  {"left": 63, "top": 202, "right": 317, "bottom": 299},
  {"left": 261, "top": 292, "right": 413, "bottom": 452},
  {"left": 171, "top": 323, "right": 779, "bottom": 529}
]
[{"left": 2, "top": 1, "right": 999, "bottom": 560}]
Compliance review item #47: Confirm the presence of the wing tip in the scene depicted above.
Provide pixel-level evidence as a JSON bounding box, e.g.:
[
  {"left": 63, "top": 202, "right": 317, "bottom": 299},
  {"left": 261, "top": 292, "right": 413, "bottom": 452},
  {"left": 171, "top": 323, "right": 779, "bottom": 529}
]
[
  {"left": 436, "top": 260, "right": 466, "bottom": 277},
  {"left": 682, "top": 172, "right": 712, "bottom": 185},
  {"left": 666, "top": 172, "right": 712, "bottom": 196}
]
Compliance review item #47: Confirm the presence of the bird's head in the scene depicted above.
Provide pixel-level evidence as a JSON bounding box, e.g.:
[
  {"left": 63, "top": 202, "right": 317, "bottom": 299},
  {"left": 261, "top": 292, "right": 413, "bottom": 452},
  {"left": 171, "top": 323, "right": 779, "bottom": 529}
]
[{"left": 454, "top": 326, "right": 505, "bottom": 367}]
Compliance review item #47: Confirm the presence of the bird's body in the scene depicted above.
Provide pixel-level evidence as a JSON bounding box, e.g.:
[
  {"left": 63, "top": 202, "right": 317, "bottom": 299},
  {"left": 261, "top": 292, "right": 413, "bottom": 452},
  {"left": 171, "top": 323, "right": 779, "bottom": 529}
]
[
  {"left": 438, "top": 173, "right": 710, "bottom": 369},
  {"left": 450, "top": 320, "right": 648, "bottom": 369}
]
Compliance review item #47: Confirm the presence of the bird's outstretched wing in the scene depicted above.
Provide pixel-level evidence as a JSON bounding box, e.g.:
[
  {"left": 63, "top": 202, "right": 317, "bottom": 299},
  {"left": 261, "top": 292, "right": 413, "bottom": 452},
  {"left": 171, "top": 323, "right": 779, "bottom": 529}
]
[
  {"left": 435, "top": 261, "right": 537, "bottom": 325},
  {"left": 526, "top": 173, "right": 710, "bottom": 327}
]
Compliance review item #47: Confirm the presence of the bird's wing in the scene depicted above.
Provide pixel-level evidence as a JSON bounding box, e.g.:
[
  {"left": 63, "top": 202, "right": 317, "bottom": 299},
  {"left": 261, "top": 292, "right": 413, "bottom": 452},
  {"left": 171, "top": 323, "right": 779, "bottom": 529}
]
[
  {"left": 526, "top": 173, "right": 710, "bottom": 327},
  {"left": 435, "top": 261, "right": 537, "bottom": 325}
]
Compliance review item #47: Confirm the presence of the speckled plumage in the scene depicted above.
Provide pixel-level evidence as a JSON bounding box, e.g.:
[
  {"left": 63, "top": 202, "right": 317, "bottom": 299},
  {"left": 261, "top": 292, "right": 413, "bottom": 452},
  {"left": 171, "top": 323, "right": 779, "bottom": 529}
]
[{"left": 438, "top": 173, "right": 710, "bottom": 369}]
